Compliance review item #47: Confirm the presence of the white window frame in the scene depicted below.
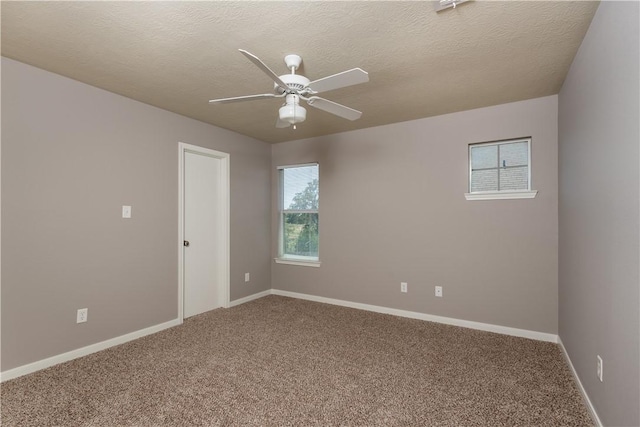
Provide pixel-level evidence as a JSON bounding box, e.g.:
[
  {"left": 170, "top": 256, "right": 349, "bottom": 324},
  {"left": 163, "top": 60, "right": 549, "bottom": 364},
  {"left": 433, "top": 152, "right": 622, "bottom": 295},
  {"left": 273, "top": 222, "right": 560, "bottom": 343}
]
[
  {"left": 465, "top": 137, "right": 538, "bottom": 201},
  {"left": 275, "top": 163, "right": 321, "bottom": 267}
]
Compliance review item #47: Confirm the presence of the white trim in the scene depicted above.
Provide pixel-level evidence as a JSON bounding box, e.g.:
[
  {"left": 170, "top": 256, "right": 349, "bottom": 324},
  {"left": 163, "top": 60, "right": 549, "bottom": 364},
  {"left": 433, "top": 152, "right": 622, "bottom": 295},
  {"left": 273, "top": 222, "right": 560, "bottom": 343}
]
[
  {"left": 0, "top": 290, "right": 562, "bottom": 383},
  {"left": 558, "top": 338, "right": 603, "bottom": 427},
  {"left": 178, "top": 142, "right": 231, "bottom": 322},
  {"left": 270, "top": 289, "right": 558, "bottom": 343},
  {"left": 228, "top": 290, "right": 272, "bottom": 307},
  {"left": 0, "top": 290, "right": 264, "bottom": 382},
  {"left": 465, "top": 190, "right": 538, "bottom": 200},
  {"left": 276, "top": 162, "right": 318, "bottom": 170},
  {"left": 274, "top": 258, "right": 321, "bottom": 267},
  {"left": 0, "top": 319, "right": 181, "bottom": 382}
]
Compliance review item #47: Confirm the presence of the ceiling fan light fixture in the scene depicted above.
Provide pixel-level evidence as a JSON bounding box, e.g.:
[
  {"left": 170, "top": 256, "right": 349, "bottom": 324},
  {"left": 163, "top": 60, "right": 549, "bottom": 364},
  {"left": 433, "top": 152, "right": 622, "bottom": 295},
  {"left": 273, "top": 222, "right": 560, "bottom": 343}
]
[{"left": 279, "top": 103, "right": 307, "bottom": 125}]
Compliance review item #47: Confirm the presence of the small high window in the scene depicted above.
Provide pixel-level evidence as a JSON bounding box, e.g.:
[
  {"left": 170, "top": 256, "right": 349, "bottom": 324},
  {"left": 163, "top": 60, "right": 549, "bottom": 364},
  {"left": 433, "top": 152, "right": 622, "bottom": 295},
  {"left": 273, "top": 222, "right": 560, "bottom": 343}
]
[{"left": 466, "top": 138, "right": 537, "bottom": 200}]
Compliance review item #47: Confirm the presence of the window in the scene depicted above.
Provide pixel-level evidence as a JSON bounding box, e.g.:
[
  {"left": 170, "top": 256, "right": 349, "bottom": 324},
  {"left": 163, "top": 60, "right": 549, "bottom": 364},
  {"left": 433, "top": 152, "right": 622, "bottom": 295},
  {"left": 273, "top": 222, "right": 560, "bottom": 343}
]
[
  {"left": 465, "top": 137, "right": 537, "bottom": 200},
  {"left": 276, "top": 163, "right": 320, "bottom": 266}
]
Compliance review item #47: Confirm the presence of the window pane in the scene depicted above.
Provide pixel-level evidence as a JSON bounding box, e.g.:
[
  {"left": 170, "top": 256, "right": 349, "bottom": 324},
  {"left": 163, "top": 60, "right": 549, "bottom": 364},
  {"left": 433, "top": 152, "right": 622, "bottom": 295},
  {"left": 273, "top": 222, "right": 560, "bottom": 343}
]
[
  {"left": 470, "top": 145, "right": 498, "bottom": 170},
  {"left": 499, "top": 142, "right": 528, "bottom": 168},
  {"left": 283, "top": 165, "right": 318, "bottom": 210},
  {"left": 471, "top": 169, "right": 498, "bottom": 192},
  {"left": 499, "top": 166, "right": 528, "bottom": 190},
  {"left": 283, "top": 213, "right": 318, "bottom": 257}
]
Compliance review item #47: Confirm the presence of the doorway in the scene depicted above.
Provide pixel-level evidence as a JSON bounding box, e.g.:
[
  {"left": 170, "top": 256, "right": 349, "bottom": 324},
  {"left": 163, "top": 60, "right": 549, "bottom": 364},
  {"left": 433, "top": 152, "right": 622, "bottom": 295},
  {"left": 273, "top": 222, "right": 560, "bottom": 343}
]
[{"left": 178, "top": 142, "right": 230, "bottom": 320}]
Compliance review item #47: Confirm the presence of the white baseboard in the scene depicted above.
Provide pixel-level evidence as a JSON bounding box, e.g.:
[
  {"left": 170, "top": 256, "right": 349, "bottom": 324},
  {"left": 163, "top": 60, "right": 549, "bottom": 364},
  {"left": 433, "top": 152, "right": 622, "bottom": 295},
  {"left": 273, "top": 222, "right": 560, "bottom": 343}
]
[
  {"left": 558, "top": 337, "right": 603, "bottom": 427},
  {"left": 1, "top": 290, "right": 270, "bottom": 383},
  {"left": 271, "top": 289, "right": 558, "bottom": 343},
  {"left": 1, "top": 290, "right": 558, "bottom": 383},
  {"left": 0, "top": 318, "right": 182, "bottom": 383},
  {"left": 228, "top": 290, "right": 271, "bottom": 307}
]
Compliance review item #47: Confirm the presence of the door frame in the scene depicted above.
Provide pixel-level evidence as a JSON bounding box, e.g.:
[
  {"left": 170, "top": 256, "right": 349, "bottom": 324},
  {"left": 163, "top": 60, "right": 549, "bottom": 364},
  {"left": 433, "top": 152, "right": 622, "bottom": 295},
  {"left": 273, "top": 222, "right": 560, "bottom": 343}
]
[{"left": 178, "top": 142, "right": 230, "bottom": 322}]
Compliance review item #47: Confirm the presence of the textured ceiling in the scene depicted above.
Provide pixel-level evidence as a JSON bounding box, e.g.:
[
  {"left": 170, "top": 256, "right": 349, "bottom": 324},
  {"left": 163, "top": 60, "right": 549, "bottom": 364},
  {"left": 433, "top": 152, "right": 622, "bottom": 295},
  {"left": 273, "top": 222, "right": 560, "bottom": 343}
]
[{"left": 1, "top": 1, "right": 598, "bottom": 143}]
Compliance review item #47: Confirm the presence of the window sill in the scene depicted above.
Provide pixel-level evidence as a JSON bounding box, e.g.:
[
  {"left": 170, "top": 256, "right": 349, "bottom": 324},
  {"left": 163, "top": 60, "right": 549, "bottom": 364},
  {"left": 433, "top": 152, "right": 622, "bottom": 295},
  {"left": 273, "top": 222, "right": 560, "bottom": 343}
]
[
  {"left": 464, "top": 190, "right": 538, "bottom": 201},
  {"left": 274, "top": 258, "right": 321, "bottom": 268}
]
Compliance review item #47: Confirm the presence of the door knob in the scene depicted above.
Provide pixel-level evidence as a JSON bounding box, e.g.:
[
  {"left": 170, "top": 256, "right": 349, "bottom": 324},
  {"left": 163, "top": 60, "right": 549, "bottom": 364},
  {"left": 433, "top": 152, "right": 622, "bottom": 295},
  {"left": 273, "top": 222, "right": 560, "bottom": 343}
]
[{"left": 184, "top": 240, "right": 190, "bottom": 247}]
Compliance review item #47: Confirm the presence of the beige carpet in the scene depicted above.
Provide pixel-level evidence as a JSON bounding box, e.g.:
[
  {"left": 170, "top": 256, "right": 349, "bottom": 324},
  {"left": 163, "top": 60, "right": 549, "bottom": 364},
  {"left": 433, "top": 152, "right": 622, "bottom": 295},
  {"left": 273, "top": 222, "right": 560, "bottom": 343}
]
[{"left": 1, "top": 295, "right": 592, "bottom": 426}]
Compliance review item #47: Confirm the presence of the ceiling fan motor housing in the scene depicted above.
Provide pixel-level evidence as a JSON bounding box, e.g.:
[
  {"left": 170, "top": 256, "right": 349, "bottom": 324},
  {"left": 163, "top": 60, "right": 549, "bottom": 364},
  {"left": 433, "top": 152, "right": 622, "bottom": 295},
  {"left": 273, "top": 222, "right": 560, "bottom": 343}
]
[{"left": 274, "top": 74, "right": 310, "bottom": 94}]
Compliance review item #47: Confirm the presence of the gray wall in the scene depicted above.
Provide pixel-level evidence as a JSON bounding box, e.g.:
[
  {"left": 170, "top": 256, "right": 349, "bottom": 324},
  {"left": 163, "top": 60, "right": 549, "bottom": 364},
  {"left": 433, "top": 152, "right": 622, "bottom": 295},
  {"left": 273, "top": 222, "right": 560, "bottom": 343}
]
[
  {"left": 1, "top": 58, "right": 272, "bottom": 371},
  {"left": 558, "top": 2, "right": 640, "bottom": 426},
  {"left": 272, "top": 95, "right": 559, "bottom": 334}
]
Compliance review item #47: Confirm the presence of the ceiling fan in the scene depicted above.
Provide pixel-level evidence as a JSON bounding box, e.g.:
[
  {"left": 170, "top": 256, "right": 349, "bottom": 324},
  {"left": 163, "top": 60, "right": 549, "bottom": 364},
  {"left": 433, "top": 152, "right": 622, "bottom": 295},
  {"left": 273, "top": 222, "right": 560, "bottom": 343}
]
[{"left": 208, "top": 49, "right": 369, "bottom": 129}]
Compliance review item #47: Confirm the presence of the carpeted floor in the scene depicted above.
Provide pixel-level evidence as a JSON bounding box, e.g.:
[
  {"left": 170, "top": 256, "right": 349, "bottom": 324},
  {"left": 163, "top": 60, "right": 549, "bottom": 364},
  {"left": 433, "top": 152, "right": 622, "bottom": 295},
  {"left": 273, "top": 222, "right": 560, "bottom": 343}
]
[{"left": 1, "top": 295, "right": 592, "bottom": 426}]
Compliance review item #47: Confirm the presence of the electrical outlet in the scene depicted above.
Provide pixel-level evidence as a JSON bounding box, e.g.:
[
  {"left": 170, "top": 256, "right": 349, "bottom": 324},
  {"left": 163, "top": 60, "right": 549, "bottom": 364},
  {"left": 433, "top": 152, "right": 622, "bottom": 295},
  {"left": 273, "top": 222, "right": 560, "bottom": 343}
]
[
  {"left": 435, "top": 286, "right": 443, "bottom": 297},
  {"left": 77, "top": 308, "right": 88, "bottom": 323},
  {"left": 244, "top": 272, "right": 250, "bottom": 282},
  {"left": 401, "top": 282, "right": 408, "bottom": 293},
  {"left": 597, "top": 355, "right": 603, "bottom": 382}
]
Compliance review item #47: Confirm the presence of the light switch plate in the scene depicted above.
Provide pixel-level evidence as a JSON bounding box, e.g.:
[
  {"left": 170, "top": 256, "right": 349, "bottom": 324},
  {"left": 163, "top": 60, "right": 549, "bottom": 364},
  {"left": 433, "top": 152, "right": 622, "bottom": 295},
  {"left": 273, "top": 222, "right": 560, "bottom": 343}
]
[{"left": 122, "top": 205, "right": 132, "bottom": 218}]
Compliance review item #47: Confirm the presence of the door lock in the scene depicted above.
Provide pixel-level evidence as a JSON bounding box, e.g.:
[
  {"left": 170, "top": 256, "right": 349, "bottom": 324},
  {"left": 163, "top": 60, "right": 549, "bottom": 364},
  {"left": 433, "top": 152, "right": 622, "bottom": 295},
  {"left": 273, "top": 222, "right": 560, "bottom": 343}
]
[{"left": 183, "top": 240, "right": 190, "bottom": 247}]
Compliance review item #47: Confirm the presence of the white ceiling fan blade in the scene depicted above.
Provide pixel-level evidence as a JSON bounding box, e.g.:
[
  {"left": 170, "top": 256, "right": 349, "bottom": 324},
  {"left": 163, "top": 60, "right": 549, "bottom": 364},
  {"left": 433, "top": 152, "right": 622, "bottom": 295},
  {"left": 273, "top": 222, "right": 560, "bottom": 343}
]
[
  {"left": 307, "top": 68, "right": 369, "bottom": 94},
  {"left": 276, "top": 116, "right": 291, "bottom": 128},
  {"left": 209, "top": 93, "right": 277, "bottom": 104},
  {"left": 306, "top": 96, "right": 362, "bottom": 121},
  {"left": 239, "top": 49, "right": 289, "bottom": 92}
]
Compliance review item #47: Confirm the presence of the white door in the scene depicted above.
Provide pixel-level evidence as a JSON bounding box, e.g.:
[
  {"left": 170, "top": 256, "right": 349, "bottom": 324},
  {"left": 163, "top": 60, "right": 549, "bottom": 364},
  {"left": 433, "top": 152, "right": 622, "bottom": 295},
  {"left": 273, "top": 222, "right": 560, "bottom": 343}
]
[{"left": 183, "top": 151, "right": 221, "bottom": 318}]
